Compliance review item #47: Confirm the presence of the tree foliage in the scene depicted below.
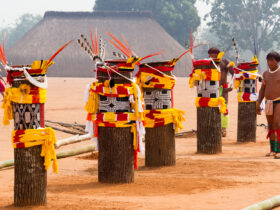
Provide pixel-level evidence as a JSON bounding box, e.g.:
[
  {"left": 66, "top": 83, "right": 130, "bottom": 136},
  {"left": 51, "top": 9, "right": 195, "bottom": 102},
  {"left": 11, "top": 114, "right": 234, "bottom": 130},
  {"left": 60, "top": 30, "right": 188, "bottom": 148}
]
[
  {"left": 0, "top": 14, "right": 42, "bottom": 49},
  {"left": 204, "top": 0, "right": 280, "bottom": 56},
  {"left": 94, "top": 0, "right": 201, "bottom": 45}
]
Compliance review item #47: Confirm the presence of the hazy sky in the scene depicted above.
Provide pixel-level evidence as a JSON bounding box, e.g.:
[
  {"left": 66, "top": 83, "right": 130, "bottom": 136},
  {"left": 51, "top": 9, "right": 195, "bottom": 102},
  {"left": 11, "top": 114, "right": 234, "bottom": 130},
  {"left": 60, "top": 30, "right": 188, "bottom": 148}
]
[{"left": 1, "top": 0, "right": 209, "bottom": 28}]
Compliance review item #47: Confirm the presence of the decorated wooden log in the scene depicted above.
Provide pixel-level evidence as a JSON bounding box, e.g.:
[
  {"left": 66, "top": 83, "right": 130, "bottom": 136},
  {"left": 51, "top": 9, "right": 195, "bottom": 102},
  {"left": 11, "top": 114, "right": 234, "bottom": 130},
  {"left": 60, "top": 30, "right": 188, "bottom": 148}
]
[
  {"left": 189, "top": 56, "right": 227, "bottom": 154},
  {"left": 2, "top": 61, "right": 56, "bottom": 206},
  {"left": 13, "top": 102, "right": 47, "bottom": 206},
  {"left": 85, "top": 58, "right": 145, "bottom": 183},
  {"left": 234, "top": 57, "right": 259, "bottom": 143},
  {"left": 0, "top": 40, "right": 71, "bottom": 206},
  {"left": 197, "top": 107, "right": 221, "bottom": 153},
  {"left": 137, "top": 60, "right": 184, "bottom": 167}
]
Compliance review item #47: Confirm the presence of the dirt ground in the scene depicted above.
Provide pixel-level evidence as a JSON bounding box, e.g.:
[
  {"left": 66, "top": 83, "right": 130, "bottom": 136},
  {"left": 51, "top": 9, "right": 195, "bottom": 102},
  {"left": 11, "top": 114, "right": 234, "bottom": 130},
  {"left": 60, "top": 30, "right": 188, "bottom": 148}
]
[{"left": 1, "top": 77, "right": 280, "bottom": 210}]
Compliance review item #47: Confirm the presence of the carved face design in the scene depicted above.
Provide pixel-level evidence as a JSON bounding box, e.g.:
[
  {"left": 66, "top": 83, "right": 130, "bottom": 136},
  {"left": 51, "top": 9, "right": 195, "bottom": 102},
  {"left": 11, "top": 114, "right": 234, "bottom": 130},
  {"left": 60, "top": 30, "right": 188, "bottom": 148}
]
[
  {"left": 144, "top": 89, "right": 172, "bottom": 110},
  {"left": 98, "top": 96, "right": 131, "bottom": 113},
  {"left": 197, "top": 80, "right": 220, "bottom": 98},
  {"left": 242, "top": 79, "right": 256, "bottom": 93}
]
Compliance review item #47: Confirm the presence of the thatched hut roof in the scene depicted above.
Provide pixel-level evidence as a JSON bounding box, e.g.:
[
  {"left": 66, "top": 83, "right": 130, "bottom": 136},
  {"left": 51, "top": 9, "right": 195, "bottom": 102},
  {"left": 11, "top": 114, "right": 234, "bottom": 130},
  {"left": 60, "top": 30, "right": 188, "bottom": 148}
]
[{"left": 6, "top": 11, "right": 192, "bottom": 77}]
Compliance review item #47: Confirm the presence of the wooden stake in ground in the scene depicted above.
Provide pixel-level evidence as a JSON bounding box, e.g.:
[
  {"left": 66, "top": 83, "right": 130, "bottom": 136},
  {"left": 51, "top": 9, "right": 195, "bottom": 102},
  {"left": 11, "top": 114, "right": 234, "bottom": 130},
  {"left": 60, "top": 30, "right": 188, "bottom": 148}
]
[
  {"left": 137, "top": 62, "right": 182, "bottom": 167},
  {"left": 197, "top": 107, "right": 221, "bottom": 154},
  {"left": 11, "top": 83, "right": 47, "bottom": 206},
  {"left": 234, "top": 60, "right": 259, "bottom": 143},
  {"left": 237, "top": 102, "right": 257, "bottom": 142},
  {"left": 190, "top": 58, "right": 227, "bottom": 154},
  {"left": 96, "top": 63, "right": 136, "bottom": 183},
  {"left": 0, "top": 40, "right": 71, "bottom": 206}
]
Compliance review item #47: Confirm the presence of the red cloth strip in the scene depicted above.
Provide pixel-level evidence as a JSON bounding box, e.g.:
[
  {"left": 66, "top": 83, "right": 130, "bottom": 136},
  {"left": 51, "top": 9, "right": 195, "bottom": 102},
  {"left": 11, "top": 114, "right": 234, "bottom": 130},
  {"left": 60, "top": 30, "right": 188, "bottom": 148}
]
[
  {"left": 242, "top": 93, "right": 251, "bottom": 101},
  {"left": 267, "top": 129, "right": 275, "bottom": 139},
  {"left": 198, "top": 98, "right": 211, "bottom": 107},
  {"left": 116, "top": 113, "right": 129, "bottom": 121},
  {"left": 40, "top": 104, "right": 44, "bottom": 128},
  {"left": 134, "top": 151, "right": 137, "bottom": 169}
]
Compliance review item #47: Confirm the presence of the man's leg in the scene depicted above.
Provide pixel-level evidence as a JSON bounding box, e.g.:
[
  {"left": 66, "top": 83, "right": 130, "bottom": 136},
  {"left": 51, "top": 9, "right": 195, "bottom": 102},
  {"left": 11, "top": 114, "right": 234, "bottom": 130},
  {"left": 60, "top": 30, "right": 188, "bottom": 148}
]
[
  {"left": 221, "top": 112, "right": 229, "bottom": 137},
  {"left": 266, "top": 114, "right": 276, "bottom": 156},
  {"left": 273, "top": 103, "right": 280, "bottom": 158}
]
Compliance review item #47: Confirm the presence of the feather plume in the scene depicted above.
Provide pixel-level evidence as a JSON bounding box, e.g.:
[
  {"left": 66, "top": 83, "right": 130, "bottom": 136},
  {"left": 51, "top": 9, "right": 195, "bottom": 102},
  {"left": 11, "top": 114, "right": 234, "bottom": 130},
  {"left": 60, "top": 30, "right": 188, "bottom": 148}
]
[
  {"left": 77, "top": 39, "right": 95, "bottom": 60},
  {"left": 47, "top": 40, "right": 73, "bottom": 66},
  {"left": 106, "top": 31, "right": 131, "bottom": 57}
]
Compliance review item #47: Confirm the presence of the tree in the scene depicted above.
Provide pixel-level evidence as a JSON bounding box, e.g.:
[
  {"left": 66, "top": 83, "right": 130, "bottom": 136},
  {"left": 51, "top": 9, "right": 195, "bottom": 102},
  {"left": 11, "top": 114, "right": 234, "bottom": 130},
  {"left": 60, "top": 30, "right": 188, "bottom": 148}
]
[
  {"left": 204, "top": 0, "right": 280, "bottom": 58},
  {"left": 93, "top": 0, "right": 201, "bottom": 45},
  {"left": 0, "top": 14, "right": 42, "bottom": 49}
]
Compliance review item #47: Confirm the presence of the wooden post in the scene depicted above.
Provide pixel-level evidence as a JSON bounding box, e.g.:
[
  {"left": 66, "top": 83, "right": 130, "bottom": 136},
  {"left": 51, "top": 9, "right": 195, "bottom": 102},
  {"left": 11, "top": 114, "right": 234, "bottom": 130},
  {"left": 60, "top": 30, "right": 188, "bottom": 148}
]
[
  {"left": 197, "top": 107, "right": 222, "bottom": 154},
  {"left": 143, "top": 86, "right": 176, "bottom": 167},
  {"left": 191, "top": 59, "right": 224, "bottom": 154},
  {"left": 145, "top": 123, "right": 175, "bottom": 166},
  {"left": 12, "top": 86, "right": 47, "bottom": 206},
  {"left": 97, "top": 70, "right": 135, "bottom": 183},
  {"left": 138, "top": 63, "right": 176, "bottom": 167},
  {"left": 235, "top": 61, "right": 259, "bottom": 143},
  {"left": 237, "top": 102, "right": 256, "bottom": 143}
]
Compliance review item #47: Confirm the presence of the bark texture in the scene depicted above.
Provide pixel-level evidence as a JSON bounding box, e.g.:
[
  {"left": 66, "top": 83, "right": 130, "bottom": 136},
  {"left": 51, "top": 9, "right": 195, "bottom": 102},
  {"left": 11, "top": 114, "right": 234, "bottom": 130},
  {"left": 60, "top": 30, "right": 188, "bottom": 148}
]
[
  {"left": 197, "top": 107, "right": 222, "bottom": 154},
  {"left": 145, "top": 123, "right": 175, "bottom": 167},
  {"left": 237, "top": 102, "right": 256, "bottom": 143}
]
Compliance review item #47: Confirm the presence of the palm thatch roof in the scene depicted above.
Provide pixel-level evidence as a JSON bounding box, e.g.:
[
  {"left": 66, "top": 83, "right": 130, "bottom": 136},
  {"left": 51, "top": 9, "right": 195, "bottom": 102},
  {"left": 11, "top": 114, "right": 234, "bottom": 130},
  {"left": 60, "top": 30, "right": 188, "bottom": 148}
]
[{"left": 6, "top": 11, "right": 192, "bottom": 77}]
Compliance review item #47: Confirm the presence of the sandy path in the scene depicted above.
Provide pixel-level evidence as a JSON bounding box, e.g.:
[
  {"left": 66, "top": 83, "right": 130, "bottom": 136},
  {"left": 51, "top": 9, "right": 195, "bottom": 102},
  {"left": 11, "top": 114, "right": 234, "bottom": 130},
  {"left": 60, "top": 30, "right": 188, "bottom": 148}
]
[{"left": 0, "top": 78, "right": 278, "bottom": 210}]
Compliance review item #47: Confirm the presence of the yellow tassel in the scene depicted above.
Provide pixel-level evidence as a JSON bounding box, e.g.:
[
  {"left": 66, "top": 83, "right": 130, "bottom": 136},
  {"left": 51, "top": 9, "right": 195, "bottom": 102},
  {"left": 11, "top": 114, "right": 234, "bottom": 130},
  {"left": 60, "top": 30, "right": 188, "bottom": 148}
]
[
  {"left": 12, "top": 127, "right": 58, "bottom": 173},
  {"left": 1, "top": 88, "right": 13, "bottom": 125},
  {"left": 217, "top": 52, "right": 225, "bottom": 60},
  {"left": 131, "top": 125, "right": 137, "bottom": 150},
  {"left": 104, "top": 80, "right": 110, "bottom": 88},
  {"left": 252, "top": 55, "right": 259, "bottom": 64},
  {"left": 229, "top": 61, "right": 235, "bottom": 67}
]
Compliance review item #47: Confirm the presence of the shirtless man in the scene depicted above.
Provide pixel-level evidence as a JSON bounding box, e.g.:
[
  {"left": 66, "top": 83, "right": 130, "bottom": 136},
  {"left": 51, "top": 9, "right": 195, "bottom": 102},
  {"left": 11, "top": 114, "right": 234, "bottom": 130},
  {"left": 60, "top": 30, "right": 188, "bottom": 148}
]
[
  {"left": 257, "top": 51, "right": 280, "bottom": 158},
  {"left": 208, "top": 47, "right": 234, "bottom": 137}
]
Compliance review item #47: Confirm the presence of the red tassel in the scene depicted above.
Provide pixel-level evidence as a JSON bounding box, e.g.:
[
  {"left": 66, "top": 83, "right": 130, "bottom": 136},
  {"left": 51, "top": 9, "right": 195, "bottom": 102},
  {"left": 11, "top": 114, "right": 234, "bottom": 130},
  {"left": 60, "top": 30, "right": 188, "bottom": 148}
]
[
  {"left": 134, "top": 151, "right": 137, "bottom": 169},
  {"left": 94, "top": 123, "right": 98, "bottom": 137},
  {"left": 267, "top": 129, "right": 275, "bottom": 139}
]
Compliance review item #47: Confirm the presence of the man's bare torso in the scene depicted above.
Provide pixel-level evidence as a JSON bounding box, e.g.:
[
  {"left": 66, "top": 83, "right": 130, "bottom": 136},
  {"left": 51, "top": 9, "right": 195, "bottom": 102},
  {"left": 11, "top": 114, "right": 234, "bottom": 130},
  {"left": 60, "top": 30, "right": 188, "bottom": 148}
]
[{"left": 263, "top": 70, "right": 280, "bottom": 100}]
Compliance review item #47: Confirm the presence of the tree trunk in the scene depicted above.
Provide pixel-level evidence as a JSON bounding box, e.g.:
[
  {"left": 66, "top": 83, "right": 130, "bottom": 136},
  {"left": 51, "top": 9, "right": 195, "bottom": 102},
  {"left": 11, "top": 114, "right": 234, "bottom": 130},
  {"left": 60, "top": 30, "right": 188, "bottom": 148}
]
[
  {"left": 98, "top": 127, "right": 134, "bottom": 183},
  {"left": 97, "top": 70, "right": 135, "bottom": 183},
  {"left": 197, "top": 107, "right": 222, "bottom": 154},
  {"left": 143, "top": 69, "right": 175, "bottom": 167},
  {"left": 13, "top": 103, "right": 46, "bottom": 206},
  {"left": 14, "top": 146, "right": 47, "bottom": 206},
  {"left": 145, "top": 123, "right": 175, "bottom": 167},
  {"left": 237, "top": 102, "right": 256, "bottom": 143}
]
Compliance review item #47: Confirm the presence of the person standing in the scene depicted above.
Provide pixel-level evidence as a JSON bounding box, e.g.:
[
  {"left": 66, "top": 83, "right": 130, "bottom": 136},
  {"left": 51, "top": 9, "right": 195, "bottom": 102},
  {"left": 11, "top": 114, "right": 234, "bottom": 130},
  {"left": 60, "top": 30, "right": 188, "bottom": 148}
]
[{"left": 257, "top": 51, "right": 280, "bottom": 158}]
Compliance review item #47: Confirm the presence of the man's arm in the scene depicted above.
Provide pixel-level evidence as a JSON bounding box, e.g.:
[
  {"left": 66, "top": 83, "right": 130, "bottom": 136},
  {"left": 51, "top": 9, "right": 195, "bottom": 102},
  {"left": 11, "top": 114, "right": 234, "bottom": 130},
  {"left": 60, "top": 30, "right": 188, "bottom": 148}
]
[{"left": 257, "top": 79, "right": 265, "bottom": 115}]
